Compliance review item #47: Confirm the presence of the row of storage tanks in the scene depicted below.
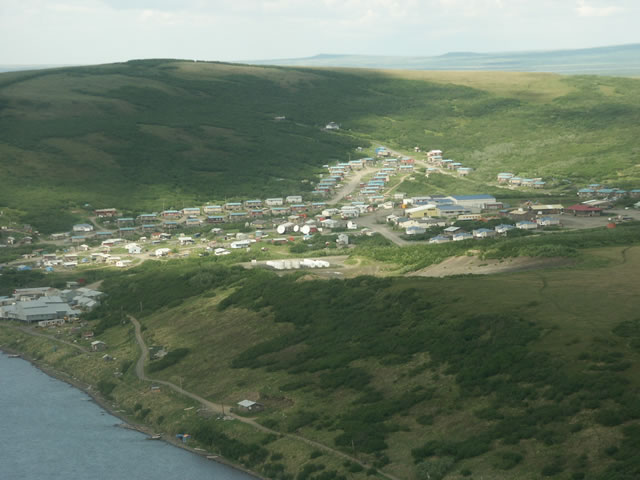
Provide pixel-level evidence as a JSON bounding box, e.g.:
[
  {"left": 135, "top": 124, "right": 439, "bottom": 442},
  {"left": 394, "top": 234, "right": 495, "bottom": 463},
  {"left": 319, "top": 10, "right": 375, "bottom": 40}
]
[
  {"left": 266, "top": 258, "right": 331, "bottom": 270},
  {"left": 275, "top": 222, "right": 319, "bottom": 235}
]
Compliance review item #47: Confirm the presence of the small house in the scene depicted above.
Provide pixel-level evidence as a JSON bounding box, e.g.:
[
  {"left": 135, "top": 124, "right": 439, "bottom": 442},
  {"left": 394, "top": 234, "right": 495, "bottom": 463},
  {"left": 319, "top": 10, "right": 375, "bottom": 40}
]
[
  {"left": 537, "top": 217, "right": 561, "bottom": 226},
  {"left": 453, "top": 232, "right": 473, "bottom": 241},
  {"left": 91, "top": 340, "right": 106, "bottom": 352},
  {"left": 237, "top": 399, "right": 264, "bottom": 412},
  {"left": 473, "top": 228, "right": 496, "bottom": 239},
  {"left": 516, "top": 221, "right": 538, "bottom": 230},
  {"left": 565, "top": 204, "right": 604, "bottom": 216}
]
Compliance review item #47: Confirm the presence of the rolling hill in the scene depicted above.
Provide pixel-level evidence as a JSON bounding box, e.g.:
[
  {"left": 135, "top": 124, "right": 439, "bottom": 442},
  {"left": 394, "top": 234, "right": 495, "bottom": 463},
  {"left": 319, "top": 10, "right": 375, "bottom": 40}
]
[
  {"left": 4, "top": 232, "right": 640, "bottom": 479},
  {"left": 1, "top": 59, "right": 640, "bottom": 233}
]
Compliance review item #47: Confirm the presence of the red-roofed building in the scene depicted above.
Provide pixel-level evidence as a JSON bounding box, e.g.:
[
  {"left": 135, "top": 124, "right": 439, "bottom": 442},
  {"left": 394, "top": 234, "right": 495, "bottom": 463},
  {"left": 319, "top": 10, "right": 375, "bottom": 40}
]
[{"left": 565, "top": 204, "right": 604, "bottom": 216}]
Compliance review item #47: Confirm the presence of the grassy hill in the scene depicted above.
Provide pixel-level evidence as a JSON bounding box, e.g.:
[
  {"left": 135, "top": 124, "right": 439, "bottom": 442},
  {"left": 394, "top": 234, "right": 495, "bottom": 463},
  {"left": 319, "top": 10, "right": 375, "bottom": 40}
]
[
  {"left": 1, "top": 60, "right": 640, "bottom": 232},
  {"left": 4, "top": 230, "right": 639, "bottom": 479}
]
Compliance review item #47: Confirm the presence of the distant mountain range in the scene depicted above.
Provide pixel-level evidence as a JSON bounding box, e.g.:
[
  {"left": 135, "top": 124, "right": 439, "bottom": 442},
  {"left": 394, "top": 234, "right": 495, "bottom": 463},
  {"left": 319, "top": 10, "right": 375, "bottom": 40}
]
[
  {"left": 0, "top": 65, "right": 73, "bottom": 73},
  {"left": 246, "top": 43, "right": 640, "bottom": 76}
]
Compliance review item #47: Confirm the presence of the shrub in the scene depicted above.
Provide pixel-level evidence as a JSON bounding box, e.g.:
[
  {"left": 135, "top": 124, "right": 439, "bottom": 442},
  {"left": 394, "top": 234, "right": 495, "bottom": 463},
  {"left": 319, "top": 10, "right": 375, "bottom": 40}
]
[{"left": 148, "top": 347, "right": 190, "bottom": 372}]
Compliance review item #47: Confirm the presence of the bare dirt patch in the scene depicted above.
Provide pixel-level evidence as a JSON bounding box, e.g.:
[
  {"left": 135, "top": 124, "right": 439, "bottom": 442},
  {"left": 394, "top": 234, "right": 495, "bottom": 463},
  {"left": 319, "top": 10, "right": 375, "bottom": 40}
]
[{"left": 409, "top": 255, "right": 574, "bottom": 278}]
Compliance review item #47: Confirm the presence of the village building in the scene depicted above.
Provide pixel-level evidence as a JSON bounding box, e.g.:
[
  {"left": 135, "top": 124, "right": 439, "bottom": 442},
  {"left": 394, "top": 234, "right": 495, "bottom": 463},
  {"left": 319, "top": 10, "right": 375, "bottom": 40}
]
[
  {"left": 117, "top": 217, "right": 134, "bottom": 226},
  {"left": 161, "top": 210, "right": 181, "bottom": 218},
  {"left": 206, "top": 215, "right": 226, "bottom": 224},
  {"left": 537, "top": 217, "right": 561, "bottom": 226},
  {"left": 436, "top": 205, "right": 471, "bottom": 217},
  {"left": 229, "top": 212, "right": 248, "bottom": 221},
  {"left": 265, "top": 198, "right": 284, "bottom": 207},
  {"left": 497, "top": 173, "right": 514, "bottom": 183},
  {"left": 530, "top": 204, "right": 564, "bottom": 215},
  {"left": 137, "top": 213, "right": 158, "bottom": 224},
  {"left": 73, "top": 224, "right": 94, "bottom": 233},
  {"left": 182, "top": 207, "right": 201, "bottom": 216},
  {"left": 0, "top": 296, "right": 76, "bottom": 323},
  {"left": 453, "top": 232, "right": 474, "bottom": 241},
  {"left": 237, "top": 399, "right": 264, "bottom": 412},
  {"left": 565, "top": 204, "right": 604, "bottom": 216},
  {"left": 244, "top": 199, "right": 263, "bottom": 209},
  {"left": 127, "top": 243, "right": 142, "bottom": 254},
  {"left": 473, "top": 228, "right": 497, "bottom": 239},
  {"left": 448, "top": 194, "right": 497, "bottom": 211},
  {"left": 429, "top": 235, "right": 451, "bottom": 244},
  {"left": 94, "top": 208, "right": 118, "bottom": 217},
  {"left": 458, "top": 214, "right": 483, "bottom": 221},
  {"left": 516, "top": 220, "right": 538, "bottom": 230},
  {"left": 443, "top": 226, "right": 462, "bottom": 236},
  {"left": 203, "top": 205, "right": 223, "bottom": 214},
  {"left": 494, "top": 224, "right": 516, "bottom": 234},
  {"left": 223, "top": 202, "right": 243, "bottom": 211}
]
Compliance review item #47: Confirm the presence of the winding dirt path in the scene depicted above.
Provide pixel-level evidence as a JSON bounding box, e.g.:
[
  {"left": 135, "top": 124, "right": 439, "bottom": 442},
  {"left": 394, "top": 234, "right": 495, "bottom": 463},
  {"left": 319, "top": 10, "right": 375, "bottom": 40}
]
[{"left": 128, "top": 315, "right": 400, "bottom": 480}]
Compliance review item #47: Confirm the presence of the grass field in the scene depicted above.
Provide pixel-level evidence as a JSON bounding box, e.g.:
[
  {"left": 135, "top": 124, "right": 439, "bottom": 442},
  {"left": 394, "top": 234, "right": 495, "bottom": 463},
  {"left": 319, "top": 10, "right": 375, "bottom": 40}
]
[
  {"left": 5, "top": 234, "right": 632, "bottom": 479},
  {"left": 1, "top": 60, "right": 640, "bottom": 232}
]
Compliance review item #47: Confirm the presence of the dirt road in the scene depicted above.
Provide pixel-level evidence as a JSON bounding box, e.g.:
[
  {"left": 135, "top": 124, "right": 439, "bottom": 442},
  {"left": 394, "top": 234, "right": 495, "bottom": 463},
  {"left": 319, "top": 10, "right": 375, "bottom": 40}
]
[
  {"left": 327, "top": 166, "right": 376, "bottom": 204},
  {"left": 128, "top": 315, "right": 400, "bottom": 480},
  {"left": 357, "top": 210, "right": 412, "bottom": 246}
]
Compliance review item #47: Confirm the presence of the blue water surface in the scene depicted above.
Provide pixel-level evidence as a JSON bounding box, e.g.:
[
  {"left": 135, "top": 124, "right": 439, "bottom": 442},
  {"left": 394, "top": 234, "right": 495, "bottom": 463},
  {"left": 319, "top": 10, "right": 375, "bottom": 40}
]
[{"left": 0, "top": 352, "right": 255, "bottom": 480}]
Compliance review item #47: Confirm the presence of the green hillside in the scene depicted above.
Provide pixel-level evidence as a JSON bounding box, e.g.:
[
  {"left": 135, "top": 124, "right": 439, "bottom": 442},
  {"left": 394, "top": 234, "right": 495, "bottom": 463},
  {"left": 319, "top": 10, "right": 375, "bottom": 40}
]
[
  {"left": 1, "top": 60, "right": 640, "bottom": 232},
  {"left": 4, "top": 235, "right": 640, "bottom": 479}
]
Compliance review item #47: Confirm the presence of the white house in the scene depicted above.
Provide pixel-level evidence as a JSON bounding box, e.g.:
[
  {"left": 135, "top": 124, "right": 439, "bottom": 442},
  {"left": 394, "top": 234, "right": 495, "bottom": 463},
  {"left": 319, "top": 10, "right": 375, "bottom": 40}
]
[
  {"left": 537, "top": 217, "right": 561, "bottom": 226},
  {"left": 73, "top": 224, "right": 94, "bottom": 233},
  {"left": 231, "top": 240, "right": 252, "bottom": 249},
  {"left": 286, "top": 195, "right": 302, "bottom": 204},
  {"left": 265, "top": 198, "right": 284, "bottom": 207},
  {"left": 155, "top": 248, "right": 171, "bottom": 257},
  {"left": 429, "top": 235, "right": 451, "bottom": 244},
  {"left": 321, "top": 219, "right": 340, "bottom": 229},
  {"left": 473, "top": 228, "right": 497, "bottom": 239},
  {"left": 494, "top": 224, "right": 516, "bottom": 234},
  {"left": 406, "top": 226, "right": 426, "bottom": 235},
  {"left": 179, "top": 237, "right": 194, "bottom": 245},
  {"left": 126, "top": 243, "right": 142, "bottom": 254},
  {"left": 453, "top": 232, "right": 473, "bottom": 241},
  {"left": 516, "top": 221, "right": 538, "bottom": 230},
  {"left": 325, "top": 122, "right": 340, "bottom": 130}
]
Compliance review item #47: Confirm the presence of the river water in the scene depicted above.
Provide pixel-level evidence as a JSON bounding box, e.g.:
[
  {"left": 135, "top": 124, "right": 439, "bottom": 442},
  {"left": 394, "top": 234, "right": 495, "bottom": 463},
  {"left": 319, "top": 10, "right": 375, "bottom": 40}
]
[{"left": 0, "top": 352, "right": 255, "bottom": 480}]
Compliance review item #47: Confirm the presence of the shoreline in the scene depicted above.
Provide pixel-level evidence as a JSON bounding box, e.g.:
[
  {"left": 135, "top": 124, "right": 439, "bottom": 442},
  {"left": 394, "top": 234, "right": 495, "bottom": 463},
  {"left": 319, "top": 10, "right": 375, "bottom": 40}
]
[{"left": 0, "top": 343, "right": 264, "bottom": 480}]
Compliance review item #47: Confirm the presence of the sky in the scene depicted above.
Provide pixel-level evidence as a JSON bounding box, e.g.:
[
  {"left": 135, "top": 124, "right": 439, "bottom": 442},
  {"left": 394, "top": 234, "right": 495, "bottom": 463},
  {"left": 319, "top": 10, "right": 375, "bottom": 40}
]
[{"left": 0, "top": 0, "right": 638, "bottom": 65}]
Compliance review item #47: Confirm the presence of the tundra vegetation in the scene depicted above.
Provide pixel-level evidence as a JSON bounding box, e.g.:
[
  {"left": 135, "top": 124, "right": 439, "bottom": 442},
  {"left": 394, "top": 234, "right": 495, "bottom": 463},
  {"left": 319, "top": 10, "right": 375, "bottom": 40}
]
[
  {"left": 1, "top": 60, "right": 640, "bottom": 232},
  {"left": 3, "top": 229, "right": 635, "bottom": 479},
  {"left": 2, "top": 61, "right": 640, "bottom": 479}
]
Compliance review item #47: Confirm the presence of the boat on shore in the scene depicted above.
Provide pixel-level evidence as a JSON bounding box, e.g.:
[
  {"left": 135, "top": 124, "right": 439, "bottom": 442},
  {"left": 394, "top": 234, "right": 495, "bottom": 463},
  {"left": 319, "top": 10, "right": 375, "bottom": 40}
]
[
  {"left": 148, "top": 434, "right": 162, "bottom": 440},
  {"left": 8, "top": 354, "right": 21, "bottom": 358}
]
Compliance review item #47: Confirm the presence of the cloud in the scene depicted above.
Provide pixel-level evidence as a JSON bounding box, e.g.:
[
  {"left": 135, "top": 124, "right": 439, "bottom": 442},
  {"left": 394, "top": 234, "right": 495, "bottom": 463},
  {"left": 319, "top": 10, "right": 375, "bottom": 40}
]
[{"left": 576, "top": 1, "right": 623, "bottom": 17}]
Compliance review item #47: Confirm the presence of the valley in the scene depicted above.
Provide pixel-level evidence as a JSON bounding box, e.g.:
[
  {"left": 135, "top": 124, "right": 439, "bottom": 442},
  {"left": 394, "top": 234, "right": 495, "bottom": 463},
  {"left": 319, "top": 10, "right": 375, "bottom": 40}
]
[{"left": 1, "top": 60, "right": 640, "bottom": 480}]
